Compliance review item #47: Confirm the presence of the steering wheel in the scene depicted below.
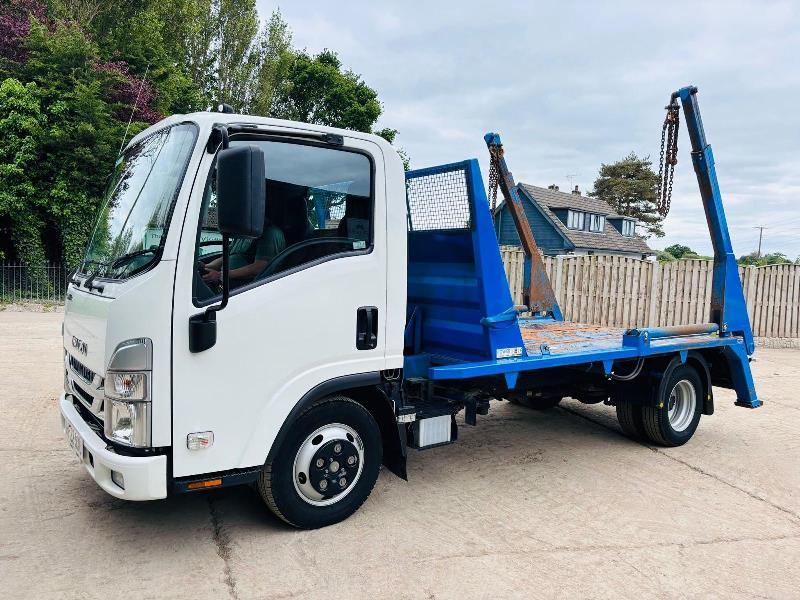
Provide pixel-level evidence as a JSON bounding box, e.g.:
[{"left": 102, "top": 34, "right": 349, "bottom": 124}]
[
  {"left": 196, "top": 260, "right": 222, "bottom": 296},
  {"left": 258, "top": 237, "right": 360, "bottom": 279}
]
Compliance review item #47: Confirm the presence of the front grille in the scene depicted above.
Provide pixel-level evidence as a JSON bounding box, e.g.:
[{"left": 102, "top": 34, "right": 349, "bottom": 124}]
[
  {"left": 72, "top": 396, "right": 104, "bottom": 436},
  {"left": 69, "top": 354, "right": 95, "bottom": 383},
  {"left": 73, "top": 381, "right": 94, "bottom": 404},
  {"left": 72, "top": 379, "right": 104, "bottom": 422}
]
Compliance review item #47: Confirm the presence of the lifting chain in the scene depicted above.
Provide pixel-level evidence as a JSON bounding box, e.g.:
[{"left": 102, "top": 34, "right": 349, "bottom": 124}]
[
  {"left": 657, "top": 98, "right": 680, "bottom": 217},
  {"left": 488, "top": 144, "right": 503, "bottom": 210}
]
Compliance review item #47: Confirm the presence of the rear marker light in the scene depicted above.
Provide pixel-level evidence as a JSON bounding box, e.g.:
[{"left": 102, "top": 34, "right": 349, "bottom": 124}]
[
  {"left": 187, "top": 431, "right": 214, "bottom": 450},
  {"left": 187, "top": 478, "right": 222, "bottom": 490}
]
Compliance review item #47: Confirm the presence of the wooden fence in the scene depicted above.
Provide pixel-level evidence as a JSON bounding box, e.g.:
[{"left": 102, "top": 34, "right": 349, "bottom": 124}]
[{"left": 499, "top": 247, "right": 800, "bottom": 338}]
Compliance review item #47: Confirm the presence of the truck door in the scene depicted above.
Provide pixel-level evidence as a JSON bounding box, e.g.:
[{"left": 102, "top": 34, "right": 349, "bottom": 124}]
[{"left": 171, "top": 135, "right": 388, "bottom": 477}]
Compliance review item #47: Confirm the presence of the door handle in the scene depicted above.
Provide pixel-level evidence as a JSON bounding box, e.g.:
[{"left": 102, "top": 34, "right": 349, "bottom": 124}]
[{"left": 356, "top": 306, "right": 378, "bottom": 350}]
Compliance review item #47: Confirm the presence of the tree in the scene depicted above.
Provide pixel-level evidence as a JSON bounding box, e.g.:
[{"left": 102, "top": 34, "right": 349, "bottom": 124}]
[
  {"left": 374, "top": 127, "right": 411, "bottom": 170},
  {"left": 248, "top": 8, "right": 293, "bottom": 117},
  {"left": 0, "top": 0, "right": 403, "bottom": 271},
  {"left": 738, "top": 251, "right": 793, "bottom": 267},
  {"left": 272, "top": 50, "right": 382, "bottom": 132},
  {"left": 0, "top": 79, "right": 48, "bottom": 271},
  {"left": 656, "top": 250, "right": 676, "bottom": 263},
  {"left": 590, "top": 152, "right": 664, "bottom": 238},
  {"left": 214, "top": 0, "right": 261, "bottom": 110},
  {"left": 663, "top": 244, "right": 698, "bottom": 259},
  {"left": 0, "top": 12, "right": 154, "bottom": 266}
]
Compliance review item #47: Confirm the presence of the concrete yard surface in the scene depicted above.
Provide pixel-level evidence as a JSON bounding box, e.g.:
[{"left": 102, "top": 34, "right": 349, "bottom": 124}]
[{"left": 1, "top": 309, "right": 798, "bottom": 599}]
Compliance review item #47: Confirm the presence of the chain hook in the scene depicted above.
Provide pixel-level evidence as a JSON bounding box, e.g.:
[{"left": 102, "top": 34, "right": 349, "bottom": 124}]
[
  {"left": 657, "top": 98, "right": 680, "bottom": 217},
  {"left": 488, "top": 143, "right": 503, "bottom": 211}
]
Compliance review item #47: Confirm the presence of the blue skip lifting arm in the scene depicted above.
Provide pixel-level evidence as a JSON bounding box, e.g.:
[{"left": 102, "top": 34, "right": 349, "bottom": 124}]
[
  {"left": 484, "top": 132, "right": 563, "bottom": 320},
  {"left": 673, "top": 86, "right": 755, "bottom": 355},
  {"left": 403, "top": 87, "right": 759, "bottom": 409}
]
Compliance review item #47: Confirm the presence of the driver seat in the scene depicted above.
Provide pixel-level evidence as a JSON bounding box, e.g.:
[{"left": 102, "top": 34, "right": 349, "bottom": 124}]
[
  {"left": 268, "top": 180, "right": 310, "bottom": 246},
  {"left": 337, "top": 197, "right": 370, "bottom": 241}
]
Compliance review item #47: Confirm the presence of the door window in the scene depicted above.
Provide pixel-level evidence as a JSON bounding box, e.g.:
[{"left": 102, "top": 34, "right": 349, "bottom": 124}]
[{"left": 194, "top": 138, "right": 373, "bottom": 303}]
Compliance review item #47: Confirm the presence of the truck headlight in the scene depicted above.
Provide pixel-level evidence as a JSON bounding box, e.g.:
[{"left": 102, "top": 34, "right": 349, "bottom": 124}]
[
  {"left": 106, "top": 372, "right": 147, "bottom": 400},
  {"left": 103, "top": 339, "right": 153, "bottom": 447},
  {"left": 106, "top": 398, "right": 151, "bottom": 446}
]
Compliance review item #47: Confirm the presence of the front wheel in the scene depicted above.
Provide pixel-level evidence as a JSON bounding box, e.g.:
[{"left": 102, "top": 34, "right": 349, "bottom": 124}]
[
  {"left": 641, "top": 365, "right": 703, "bottom": 447},
  {"left": 258, "top": 396, "right": 382, "bottom": 528}
]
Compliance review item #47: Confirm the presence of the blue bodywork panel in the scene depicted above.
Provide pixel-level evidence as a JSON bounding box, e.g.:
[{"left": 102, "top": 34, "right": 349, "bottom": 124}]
[
  {"left": 405, "top": 160, "right": 525, "bottom": 380},
  {"left": 403, "top": 90, "right": 759, "bottom": 409}
]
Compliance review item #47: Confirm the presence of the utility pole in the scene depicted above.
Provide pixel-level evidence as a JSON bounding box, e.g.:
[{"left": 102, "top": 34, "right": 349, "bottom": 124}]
[{"left": 753, "top": 226, "right": 767, "bottom": 259}]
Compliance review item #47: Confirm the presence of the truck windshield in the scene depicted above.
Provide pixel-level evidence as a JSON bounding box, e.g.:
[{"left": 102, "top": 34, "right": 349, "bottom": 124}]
[{"left": 80, "top": 123, "right": 198, "bottom": 279}]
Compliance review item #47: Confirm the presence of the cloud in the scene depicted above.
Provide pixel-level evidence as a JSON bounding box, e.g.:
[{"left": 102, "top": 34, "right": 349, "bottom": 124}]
[{"left": 259, "top": 0, "right": 800, "bottom": 258}]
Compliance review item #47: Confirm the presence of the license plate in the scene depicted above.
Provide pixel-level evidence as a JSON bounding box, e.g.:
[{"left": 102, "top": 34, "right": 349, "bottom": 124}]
[{"left": 65, "top": 422, "right": 84, "bottom": 463}]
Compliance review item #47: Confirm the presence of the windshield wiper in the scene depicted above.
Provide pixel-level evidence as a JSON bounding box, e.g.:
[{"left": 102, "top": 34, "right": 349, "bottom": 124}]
[
  {"left": 78, "top": 260, "right": 104, "bottom": 275},
  {"left": 82, "top": 270, "right": 105, "bottom": 293},
  {"left": 109, "top": 247, "right": 162, "bottom": 278},
  {"left": 111, "top": 247, "right": 161, "bottom": 269}
]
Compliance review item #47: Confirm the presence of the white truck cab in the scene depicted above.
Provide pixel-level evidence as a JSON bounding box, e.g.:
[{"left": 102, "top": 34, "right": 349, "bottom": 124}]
[{"left": 61, "top": 112, "right": 408, "bottom": 526}]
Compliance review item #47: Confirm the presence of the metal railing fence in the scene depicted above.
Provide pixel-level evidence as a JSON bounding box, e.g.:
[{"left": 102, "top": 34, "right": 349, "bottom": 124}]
[{"left": 0, "top": 263, "right": 72, "bottom": 303}]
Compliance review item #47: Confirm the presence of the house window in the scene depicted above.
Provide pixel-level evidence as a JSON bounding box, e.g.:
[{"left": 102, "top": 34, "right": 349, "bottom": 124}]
[
  {"left": 622, "top": 219, "right": 635, "bottom": 236},
  {"left": 588, "top": 214, "right": 605, "bottom": 232},
  {"left": 567, "top": 210, "right": 585, "bottom": 229}
]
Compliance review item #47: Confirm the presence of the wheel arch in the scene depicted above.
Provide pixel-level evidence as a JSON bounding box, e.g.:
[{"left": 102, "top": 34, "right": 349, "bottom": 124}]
[
  {"left": 615, "top": 352, "right": 712, "bottom": 415},
  {"left": 685, "top": 351, "right": 714, "bottom": 415},
  {"left": 264, "top": 372, "right": 407, "bottom": 481},
  {"left": 650, "top": 352, "right": 713, "bottom": 416}
]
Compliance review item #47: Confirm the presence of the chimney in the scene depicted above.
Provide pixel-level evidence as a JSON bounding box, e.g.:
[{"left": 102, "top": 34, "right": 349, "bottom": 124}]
[
  {"left": 547, "top": 184, "right": 560, "bottom": 191},
  {"left": 572, "top": 185, "right": 580, "bottom": 195}
]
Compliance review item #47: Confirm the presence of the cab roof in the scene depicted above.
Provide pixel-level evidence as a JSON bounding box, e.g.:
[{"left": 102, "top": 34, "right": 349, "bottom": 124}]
[{"left": 124, "top": 111, "right": 392, "bottom": 155}]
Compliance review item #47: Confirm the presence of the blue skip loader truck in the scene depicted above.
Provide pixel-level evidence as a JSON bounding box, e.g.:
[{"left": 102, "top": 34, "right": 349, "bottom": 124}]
[{"left": 60, "top": 85, "right": 759, "bottom": 528}]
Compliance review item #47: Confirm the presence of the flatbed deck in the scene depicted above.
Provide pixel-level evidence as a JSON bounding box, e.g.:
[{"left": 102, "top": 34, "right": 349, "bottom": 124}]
[
  {"left": 426, "top": 317, "right": 749, "bottom": 383},
  {"left": 520, "top": 319, "right": 627, "bottom": 355},
  {"left": 518, "top": 319, "right": 725, "bottom": 355}
]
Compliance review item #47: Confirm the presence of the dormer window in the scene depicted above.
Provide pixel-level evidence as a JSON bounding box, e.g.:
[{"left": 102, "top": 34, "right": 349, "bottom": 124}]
[
  {"left": 588, "top": 214, "right": 605, "bottom": 232},
  {"left": 621, "top": 219, "right": 635, "bottom": 236},
  {"left": 566, "top": 210, "right": 585, "bottom": 229}
]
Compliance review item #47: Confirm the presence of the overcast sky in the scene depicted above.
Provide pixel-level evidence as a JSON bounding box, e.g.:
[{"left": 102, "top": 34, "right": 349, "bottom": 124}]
[{"left": 259, "top": 0, "right": 800, "bottom": 258}]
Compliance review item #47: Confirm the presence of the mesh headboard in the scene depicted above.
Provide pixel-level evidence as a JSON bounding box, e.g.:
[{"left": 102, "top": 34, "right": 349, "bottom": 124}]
[
  {"left": 403, "top": 159, "right": 526, "bottom": 365},
  {"left": 405, "top": 163, "right": 472, "bottom": 231}
]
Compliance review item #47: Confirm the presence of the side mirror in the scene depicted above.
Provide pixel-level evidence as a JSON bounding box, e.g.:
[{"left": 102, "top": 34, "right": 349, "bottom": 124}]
[
  {"left": 216, "top": 145, "right": 266, "bottom": 238},
  {"left": 189, "top": 144, "right": 265, "bottom": 353}
]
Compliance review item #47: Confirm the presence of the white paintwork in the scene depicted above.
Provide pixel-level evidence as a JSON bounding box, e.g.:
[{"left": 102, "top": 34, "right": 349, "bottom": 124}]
[
  {"left": 60, "top": 395, "right": 167, "bottom": 500},
  {"left": 61, "top": 112, "right": 408, "bottom": 497}
]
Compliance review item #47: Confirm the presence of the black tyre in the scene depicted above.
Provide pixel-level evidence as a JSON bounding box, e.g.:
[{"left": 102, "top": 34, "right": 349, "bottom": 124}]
[
  {"left": 258, "top": 396, "right": 382, "bottom": 529},
  {"left": 615, "top": 400, "right": 646, "bottom": 441},
  {"left": 641, "top": 364, "right": 703, "bottom": 447}
]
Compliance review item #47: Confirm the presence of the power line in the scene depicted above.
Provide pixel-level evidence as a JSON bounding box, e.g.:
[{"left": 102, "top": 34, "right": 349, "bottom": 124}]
[{"left": 760, "top": 214, "right": 800, "bottom": 230}]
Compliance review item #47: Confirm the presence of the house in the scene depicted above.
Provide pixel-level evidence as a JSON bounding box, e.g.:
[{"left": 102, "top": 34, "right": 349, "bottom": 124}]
[{"left": 493, "top": 183, "right": 653, "bottom": 259}]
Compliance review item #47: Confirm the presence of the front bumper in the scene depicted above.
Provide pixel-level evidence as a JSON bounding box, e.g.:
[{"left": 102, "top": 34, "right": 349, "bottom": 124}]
[{"left": 59, "top": 394, "right": 167, "bottom": 500}]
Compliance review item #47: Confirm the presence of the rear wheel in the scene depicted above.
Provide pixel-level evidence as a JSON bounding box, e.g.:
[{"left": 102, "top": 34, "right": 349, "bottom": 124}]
[
  {"left": 258, "top": 396, "right": 382, "bottom": 529},
  {"left": 641, "top": 365, "right": 703, "bottom": 447},
  {"left": 616, "top": 400, "right": 646, "bottom": 441}
]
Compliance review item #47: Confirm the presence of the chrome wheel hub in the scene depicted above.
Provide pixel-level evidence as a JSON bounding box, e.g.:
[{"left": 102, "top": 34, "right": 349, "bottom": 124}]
[
  {"left": 293, "top": 423, "right": 364, "bottom": 507},
  {"left": 667, "top": 379, "right": 696, "bottom": 432}
]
